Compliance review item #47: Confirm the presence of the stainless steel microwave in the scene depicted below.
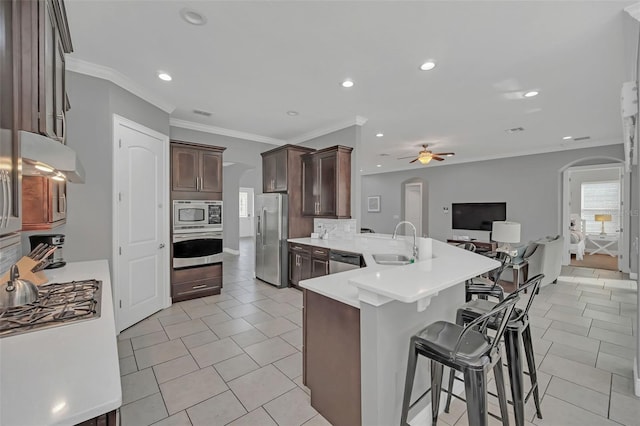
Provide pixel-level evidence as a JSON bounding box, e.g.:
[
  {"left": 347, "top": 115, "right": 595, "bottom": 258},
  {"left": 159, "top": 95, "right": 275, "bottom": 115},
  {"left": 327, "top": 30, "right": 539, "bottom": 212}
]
[{"left": 173, "top": 200, "right": 222, "bottom": 233}]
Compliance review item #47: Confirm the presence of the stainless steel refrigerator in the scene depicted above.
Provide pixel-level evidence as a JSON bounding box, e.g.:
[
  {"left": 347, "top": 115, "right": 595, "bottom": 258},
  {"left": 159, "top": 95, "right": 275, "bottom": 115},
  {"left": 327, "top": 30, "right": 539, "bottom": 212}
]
[{"left": 255, "top": 193, "right": 288, "bottom": 287}]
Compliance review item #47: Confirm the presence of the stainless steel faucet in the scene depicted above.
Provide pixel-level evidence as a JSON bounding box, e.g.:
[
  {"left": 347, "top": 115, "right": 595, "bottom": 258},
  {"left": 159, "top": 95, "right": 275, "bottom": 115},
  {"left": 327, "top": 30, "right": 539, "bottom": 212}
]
[{"left": 392, "top": 221, "right": 419, "bottom": 260}]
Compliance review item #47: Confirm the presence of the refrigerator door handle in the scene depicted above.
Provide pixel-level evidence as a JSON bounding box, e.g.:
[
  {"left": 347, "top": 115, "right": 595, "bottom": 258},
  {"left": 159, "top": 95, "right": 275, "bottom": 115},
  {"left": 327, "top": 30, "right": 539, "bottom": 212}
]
[
  {"left": 257, "top": 215, "right": 261, "bottom": 239},
  {"left": 262, "top": 209, "right": 267, "bottom": 245}
]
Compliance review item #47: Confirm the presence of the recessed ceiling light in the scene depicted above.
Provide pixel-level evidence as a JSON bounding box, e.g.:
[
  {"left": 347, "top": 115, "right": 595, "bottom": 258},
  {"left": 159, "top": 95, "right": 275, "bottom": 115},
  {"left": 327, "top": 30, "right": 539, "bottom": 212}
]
[
  {"left": 341, "top": 79, "right": 354, "bottom": 88},
  {"left": 287, "top": 111, "right": 299, "bottom": 116},
  {"left": 376, "top": 133, "right": 384, "bottom": 137},
  {"left": 562, "top": 136, "right": 572, "bottom": 140},
  {"left": 180, "top": 8, "right": 207, "bottom": 25},
  {"left": 524, "top": 91, "right": 539, "bottom": 98},
  {"left": 360, "top": 169, "right": 363, "bottom": 172},
  {"left": 376, "top": 164, "right": 382, "bottom": 167},
  {"left": 420, "top": 61, "right": 436, "bottom": 71},
  {"left": 158, "top": 72, "right": 172, "bottom": 81}
]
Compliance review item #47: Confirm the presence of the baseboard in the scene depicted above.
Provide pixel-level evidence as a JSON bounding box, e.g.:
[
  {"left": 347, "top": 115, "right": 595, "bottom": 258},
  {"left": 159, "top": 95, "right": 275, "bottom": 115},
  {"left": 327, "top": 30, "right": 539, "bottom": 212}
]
[
  {"left": 223, "top": 247, "right": 240, "bottom": 255},
  {"left": 634, "top": 358, "right": 640, "bottom": 397},
  {"left": 630, "top": 272, "right": 638, "bottom": 280}
]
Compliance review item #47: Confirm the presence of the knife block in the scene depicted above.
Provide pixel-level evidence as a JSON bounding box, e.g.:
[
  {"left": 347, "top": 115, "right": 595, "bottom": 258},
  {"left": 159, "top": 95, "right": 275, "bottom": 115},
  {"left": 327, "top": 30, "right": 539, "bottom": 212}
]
[{"left": 0, "top": 256, "right": 48, "bottom": 286}]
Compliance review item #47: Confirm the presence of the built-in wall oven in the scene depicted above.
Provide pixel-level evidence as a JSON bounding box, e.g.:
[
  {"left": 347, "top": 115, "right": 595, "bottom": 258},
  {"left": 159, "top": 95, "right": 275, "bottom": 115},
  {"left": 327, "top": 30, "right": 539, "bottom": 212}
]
[
  {"left": 172, "top": 231, "right": 223, "bottom": 269},
  {"left": 172, "top": 200, "right": 224, "bottom": 269}
]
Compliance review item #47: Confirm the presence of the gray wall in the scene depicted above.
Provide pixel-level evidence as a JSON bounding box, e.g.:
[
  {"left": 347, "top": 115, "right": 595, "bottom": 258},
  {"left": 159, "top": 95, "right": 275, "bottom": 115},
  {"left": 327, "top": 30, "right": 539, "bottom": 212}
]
[
  {"left": 299, "top": 125, "right": 361, "bottom": 226},
  {"left": 169, "top": 126, "right": 279, "bottom": 251},
  {"left": 57, "top": 71, "right": 170, "bottom": 265},
  {"left": 361, "top": 144, "right": 626, "bottom": 246}
]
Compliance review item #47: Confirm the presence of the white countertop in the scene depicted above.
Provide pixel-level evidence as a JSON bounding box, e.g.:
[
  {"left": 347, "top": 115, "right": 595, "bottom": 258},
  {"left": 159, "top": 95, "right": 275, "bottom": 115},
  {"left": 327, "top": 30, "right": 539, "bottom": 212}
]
[
  {"left": 0, "top": 260, "right": 122, "bottom": 426},
  {"left": 289, "top": 235, "right": 500, "bottom": 309}
]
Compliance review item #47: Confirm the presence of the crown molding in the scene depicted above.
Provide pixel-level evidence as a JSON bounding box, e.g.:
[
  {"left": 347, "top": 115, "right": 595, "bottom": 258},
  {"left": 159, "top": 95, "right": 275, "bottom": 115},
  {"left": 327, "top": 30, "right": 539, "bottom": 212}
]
[
  {"left": 287, "top": 116, "right": 369, "bottom": 145},
  {"left": 66, "top": 57, "right": 176, "bottom": 113},
  {"left": 625, "top": 3, "right": 640, "bottom": 21},
  {"left": 361, "top": 138, "right": 623, "bottom": 176},
  {"left": 170, "top": 118, "right": 286, "bottom": 145}
]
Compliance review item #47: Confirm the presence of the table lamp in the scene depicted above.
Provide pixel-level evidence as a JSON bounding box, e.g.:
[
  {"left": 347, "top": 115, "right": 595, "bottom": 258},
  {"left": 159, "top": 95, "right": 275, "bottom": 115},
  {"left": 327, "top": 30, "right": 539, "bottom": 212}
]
[
  {"left": 492, "top": 221, "right": 521, "bottom": 256},
  {"left": 594, "top": 214, "right": 611, "bottom": 235}
]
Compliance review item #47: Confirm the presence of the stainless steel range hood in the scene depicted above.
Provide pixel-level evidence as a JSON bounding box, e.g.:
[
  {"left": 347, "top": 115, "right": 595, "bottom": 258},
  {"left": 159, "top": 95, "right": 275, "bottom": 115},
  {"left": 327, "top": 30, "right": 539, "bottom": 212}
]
[{"left": 19, "top": 131, "right": 85, "bottom": 183}]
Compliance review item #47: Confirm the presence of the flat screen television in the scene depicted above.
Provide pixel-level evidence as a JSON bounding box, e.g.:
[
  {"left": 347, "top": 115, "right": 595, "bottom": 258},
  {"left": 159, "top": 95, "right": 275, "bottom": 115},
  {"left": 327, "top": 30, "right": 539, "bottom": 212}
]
[{"left": 452, "top": 202, "right": 507, "bottom": 231}]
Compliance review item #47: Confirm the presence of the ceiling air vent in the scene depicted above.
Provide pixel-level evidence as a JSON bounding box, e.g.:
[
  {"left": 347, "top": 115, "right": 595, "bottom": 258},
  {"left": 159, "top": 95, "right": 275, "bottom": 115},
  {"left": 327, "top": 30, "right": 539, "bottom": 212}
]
[
  {"left": 573, "top": 136, "right": 591, "bottom": 141},
  {"left": 193, "top": 109, "right": 212, "bottom": 117},
  {"left": 379, "top": 153, "right": 390, "bottom": 157},
  {"left": 505, "top": 127, "right": 525, "bottom": 133}
]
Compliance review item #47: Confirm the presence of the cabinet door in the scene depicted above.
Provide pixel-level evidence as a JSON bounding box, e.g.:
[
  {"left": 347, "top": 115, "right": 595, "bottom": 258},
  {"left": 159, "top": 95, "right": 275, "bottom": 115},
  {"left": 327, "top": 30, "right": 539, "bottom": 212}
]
[
  {"left": 311, "top": 258, "right": 329, "bottom": 278},
  {"left": 301, "top": 155, "right": 317, "bottom": 215},
  {"left": 200, "top": 150, "right": 222, "bottom": 193},
  {"left": 289, "top": 251, "right": 298, "bottom": 286},
  {"left": 39, "top": 1, "right": 56, "bottom": 139},
  {"left": 299, "top": 253, "right": 312, "bottom": 282},
  {"left": 54, "top": 36, "right": 65, "bottom": 142},
  {"left": 263, "top": 153, "right": 276, "bottom": 192},
  {"left": 317, "top": 153, "right": 336, "bottom": 216},
  {"left": 273, "top": 149, "right": 288, "bottom": 191},
  {"left": 172, "top": 146, "right": 199, "bottom": 192}
]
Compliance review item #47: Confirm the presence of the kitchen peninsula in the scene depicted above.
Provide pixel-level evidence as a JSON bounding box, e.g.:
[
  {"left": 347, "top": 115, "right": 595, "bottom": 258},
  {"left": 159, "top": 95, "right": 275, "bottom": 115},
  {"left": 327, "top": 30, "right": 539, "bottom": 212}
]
[
  {"left": 0, "top": 260, "right": 121, "bottom": 425},
  {"left": 291, "top": 235, "right": 500, "bottom": 426}
]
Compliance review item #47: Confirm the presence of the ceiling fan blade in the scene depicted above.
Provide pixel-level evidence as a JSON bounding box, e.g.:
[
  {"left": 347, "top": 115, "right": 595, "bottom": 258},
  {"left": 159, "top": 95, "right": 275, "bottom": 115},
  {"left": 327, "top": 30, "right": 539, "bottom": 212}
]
[
  {"left": 431, "top": 156, "right": 445, "bottom": 161},
  {"left": 433, "top": 152, "right": 455, "bottom": 157},
  {"left": 398, "top": 155, "right": 416, "bottom": 160},
  {"left": 409, "top": 158, "right": 419, "bottom": 164}
]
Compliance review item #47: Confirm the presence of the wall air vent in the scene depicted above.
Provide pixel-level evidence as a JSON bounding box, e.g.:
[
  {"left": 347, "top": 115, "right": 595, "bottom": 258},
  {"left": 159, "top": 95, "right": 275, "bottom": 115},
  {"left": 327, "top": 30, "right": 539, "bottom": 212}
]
[
  {"left": 193, "top": 109, "right": 212, "bottom": 117},
  {"left": 573, "top": 136, "right": 591, "bottom": 141}
]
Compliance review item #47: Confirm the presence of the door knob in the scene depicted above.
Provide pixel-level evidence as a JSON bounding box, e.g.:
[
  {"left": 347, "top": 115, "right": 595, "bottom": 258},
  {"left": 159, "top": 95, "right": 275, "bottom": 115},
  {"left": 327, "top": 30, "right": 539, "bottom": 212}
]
[{"left": 159, "top": 243, "right": 165, "bottom": 249}]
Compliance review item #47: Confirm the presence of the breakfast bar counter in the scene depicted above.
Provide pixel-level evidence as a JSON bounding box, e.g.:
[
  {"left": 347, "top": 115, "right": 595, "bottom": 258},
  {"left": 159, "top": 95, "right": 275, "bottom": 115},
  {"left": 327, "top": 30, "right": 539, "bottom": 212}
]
[
  {"left": 291, "top": 235, "right": 499, "bottom": 426},
  {"left": 0, "top": 260, "right": 121, "bottom": 426}
]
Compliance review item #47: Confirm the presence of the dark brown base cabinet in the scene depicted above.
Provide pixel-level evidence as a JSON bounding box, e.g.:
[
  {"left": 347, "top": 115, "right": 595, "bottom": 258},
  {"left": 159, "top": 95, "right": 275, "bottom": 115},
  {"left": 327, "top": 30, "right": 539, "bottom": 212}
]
[
  {"left": 75, "top": 410, "right": 116, "bottom": 426},
  {"left": 289, "top": 243, "right": 329, "bottom": 287},
  {"left": 303, "top": 290, "right": 361, "bottom": 426},
  {"left": 171, "top": 263, "right": 222, "bottom": 302}
]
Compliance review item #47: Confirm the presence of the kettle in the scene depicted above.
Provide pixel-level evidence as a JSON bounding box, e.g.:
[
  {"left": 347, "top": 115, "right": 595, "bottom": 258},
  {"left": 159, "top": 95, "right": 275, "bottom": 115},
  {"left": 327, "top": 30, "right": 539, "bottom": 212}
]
[{"left": 0, "top": 265, "right": 39, "bottom": 308}]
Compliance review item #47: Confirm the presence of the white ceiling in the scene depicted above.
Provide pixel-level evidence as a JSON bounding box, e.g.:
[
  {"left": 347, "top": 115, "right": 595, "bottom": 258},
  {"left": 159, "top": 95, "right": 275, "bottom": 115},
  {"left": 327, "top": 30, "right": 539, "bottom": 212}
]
[{"left": 65, "top": 0, "right": 636, "bottom": 174}]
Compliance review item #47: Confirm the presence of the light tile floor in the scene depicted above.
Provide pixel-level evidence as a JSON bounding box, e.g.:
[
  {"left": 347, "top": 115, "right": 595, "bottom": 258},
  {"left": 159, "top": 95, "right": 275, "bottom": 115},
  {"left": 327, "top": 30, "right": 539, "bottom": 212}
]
[{"left": 117, "top": 240, "right": 640, "bottom": 425}]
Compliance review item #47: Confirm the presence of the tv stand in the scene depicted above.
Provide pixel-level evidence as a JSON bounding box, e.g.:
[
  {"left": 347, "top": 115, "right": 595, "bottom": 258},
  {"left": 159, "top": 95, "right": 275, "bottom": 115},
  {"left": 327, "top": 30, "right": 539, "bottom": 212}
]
[{"left": 447, "top": 239, "right": 497, "bottom": 252}]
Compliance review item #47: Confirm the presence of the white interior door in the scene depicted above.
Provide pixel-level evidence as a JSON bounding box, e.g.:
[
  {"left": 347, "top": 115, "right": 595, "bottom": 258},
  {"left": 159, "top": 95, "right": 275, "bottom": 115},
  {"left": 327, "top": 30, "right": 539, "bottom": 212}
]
[
  {"left": 404, "top": 183, "right": 422, "bottom": 237},
  {"left": 239, "top": 187, "right": 254, "bottom": 238},
  {"left": 113, "top": 115, "right": 169, "bottom": 332}
]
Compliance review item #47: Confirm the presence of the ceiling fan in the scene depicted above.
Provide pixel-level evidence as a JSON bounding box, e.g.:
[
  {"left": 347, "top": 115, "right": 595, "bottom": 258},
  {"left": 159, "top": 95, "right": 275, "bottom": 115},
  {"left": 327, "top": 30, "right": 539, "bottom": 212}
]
[{"left": 398, "top": 144, "right": 455, "bottom": 164}]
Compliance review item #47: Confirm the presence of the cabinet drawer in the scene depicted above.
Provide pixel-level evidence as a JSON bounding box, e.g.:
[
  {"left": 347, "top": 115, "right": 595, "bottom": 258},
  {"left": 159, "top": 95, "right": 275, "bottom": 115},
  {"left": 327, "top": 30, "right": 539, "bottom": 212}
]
[
  {"left": 310, "top": 246, "right": 329, "bottom": 259},
  {"left": 172, "top": 278, "right": 221, "bottom": 300},
  {"left": 172, "top": 264, "right": 222, "bottom": 284},
  {"left": 289, "top": 243, "right": 311, "bottom": 254}
]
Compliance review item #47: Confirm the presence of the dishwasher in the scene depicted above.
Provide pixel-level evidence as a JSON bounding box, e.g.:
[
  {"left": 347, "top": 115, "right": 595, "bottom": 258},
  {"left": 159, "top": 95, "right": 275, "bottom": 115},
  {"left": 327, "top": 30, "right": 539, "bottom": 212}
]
[{"left": 329, "top": 250, "right": 362, "bottom": 274}]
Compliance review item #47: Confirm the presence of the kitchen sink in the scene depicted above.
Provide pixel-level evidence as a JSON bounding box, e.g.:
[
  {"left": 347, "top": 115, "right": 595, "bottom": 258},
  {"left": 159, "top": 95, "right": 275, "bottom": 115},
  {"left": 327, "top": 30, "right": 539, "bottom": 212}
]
[{"left": 372, "top": 253, "right": 412, "bottom": 265}]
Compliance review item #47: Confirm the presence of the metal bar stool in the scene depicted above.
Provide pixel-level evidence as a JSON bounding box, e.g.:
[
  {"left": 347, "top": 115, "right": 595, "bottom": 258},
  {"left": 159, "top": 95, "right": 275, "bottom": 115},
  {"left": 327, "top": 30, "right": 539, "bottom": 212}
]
[
  {"left": 466, "top": 252, "right": 512, "bottom": 302},
  {"left": 400, "top": 291, "right": 520, "bottom": 426},
  {"left": 444, "top": 274, "right": 545, "bottom": 426}
]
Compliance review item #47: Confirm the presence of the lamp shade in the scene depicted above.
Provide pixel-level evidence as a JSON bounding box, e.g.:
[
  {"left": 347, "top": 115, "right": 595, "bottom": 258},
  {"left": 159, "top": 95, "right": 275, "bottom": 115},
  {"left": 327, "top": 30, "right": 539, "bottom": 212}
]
[
  {"left": 492, "top": 221, "right": 521, "bottom": 244},
  {"left": 594, "top": 214, "right": 612, "bottom": 222}
]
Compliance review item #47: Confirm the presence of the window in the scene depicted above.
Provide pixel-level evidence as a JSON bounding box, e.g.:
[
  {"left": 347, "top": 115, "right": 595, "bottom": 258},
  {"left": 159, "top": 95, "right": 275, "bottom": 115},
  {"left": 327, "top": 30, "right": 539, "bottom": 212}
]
[
  {"left": 581, "top": 181, "right": 620, "bottom": 234},
  {"left": 239, "top": 191, "right": 248, "bottom": 218}
]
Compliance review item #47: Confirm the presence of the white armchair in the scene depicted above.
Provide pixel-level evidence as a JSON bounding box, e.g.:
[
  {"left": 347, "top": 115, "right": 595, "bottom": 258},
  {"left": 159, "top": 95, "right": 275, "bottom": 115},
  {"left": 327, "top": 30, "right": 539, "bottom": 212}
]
[{"left": 523, "top": 235, "right": 564, "bottom": 287}]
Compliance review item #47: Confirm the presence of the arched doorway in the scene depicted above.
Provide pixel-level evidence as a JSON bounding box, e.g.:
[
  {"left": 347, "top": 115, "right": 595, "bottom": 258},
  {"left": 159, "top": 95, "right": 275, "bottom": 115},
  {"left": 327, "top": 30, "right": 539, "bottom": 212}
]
[{"left": 559, "top": 156, "right": 629, "bottom": 273}]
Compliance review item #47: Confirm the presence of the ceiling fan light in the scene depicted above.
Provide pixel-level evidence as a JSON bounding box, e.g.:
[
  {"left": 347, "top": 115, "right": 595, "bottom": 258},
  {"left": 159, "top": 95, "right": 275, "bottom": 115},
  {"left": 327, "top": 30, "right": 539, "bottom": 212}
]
[{"left": 418, "top": 156, "right": 432, "bottom": 165}]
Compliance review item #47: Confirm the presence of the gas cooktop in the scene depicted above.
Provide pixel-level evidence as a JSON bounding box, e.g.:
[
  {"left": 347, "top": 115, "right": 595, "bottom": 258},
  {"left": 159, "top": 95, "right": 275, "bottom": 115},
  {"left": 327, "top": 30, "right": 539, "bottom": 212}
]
[{"left": 0, "top": 279, "right": 102, "bottom": 338}]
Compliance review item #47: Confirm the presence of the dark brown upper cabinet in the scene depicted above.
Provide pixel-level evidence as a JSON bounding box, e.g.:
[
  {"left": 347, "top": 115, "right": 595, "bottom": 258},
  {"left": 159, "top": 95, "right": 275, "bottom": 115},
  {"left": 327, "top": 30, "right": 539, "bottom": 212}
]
[
  {"left": 302, "top": 145, "right": 352, "bottom": 218},
  {"left": 18, "top": 0, "right": 73, "bottom": 141},
  {"left": 171, "top": 141, "right": 225, "bottom": 197},
  {"left": 261, "top": 147, "right": 289, "bottom": 193}
]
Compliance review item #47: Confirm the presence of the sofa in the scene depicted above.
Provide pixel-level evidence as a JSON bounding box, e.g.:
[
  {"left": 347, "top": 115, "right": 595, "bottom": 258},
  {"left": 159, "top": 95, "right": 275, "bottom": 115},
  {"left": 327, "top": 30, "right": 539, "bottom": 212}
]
[{"left": 522, "top": 235, "right": 564, "bottom": 287}]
